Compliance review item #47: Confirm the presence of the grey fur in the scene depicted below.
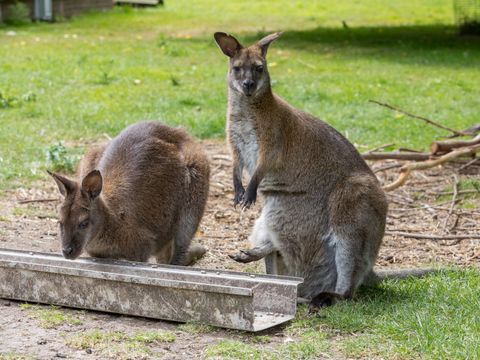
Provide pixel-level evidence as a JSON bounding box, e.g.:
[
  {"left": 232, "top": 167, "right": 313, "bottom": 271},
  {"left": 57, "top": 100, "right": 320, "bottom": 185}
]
[{"left": 215, "top": 32, "right": 388, "bottom": 306}]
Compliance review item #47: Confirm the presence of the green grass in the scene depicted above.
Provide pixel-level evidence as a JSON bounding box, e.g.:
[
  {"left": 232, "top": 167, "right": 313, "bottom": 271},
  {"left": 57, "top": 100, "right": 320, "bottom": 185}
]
[
  {"left": 65, "top": 329, "right": 175, "bottom": 359},
  {"left": 205, "top": 270, "right": 480, "bottom": 359},
  {"left": 1, "top": 0, "right": 479, "bottom": 189},
  {"left": 19, "top": 304, "right": 83, "bottom": 328}
]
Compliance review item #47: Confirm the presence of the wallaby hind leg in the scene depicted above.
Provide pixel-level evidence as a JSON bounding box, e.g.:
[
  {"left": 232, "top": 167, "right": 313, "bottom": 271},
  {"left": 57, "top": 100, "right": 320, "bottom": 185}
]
[
  {"left": 170, "top": 172, "right": 209, "bottom": 266},
  {"left": 230, "top": 212, "right": 276, "bottom": 263},
  {"left": 264, "top": 251, "right": 288, "bottom": 275},
  {"left": 155, "top": 242, "right": 173, "bottom": 264}
]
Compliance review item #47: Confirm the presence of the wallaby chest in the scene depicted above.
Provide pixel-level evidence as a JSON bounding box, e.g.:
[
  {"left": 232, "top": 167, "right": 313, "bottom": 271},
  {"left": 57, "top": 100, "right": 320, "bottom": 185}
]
[{"left": 228, "top": 111, "right": 259, "bottom": 176}]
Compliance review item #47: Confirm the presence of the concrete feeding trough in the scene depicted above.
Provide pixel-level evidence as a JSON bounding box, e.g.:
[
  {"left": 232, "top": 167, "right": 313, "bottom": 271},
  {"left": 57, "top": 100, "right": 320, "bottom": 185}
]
[{"left": 0, "top": 248, "right": 302, "bottom": 331}]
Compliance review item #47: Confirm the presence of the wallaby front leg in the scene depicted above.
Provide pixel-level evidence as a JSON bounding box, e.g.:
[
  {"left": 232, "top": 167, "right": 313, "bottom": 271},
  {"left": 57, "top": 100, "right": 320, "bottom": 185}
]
[
  {"left": 241, "top": 166, "right": 265, "bottom": 210},
  {"left": 233, "top": 158, "right": 245, "bottom": 207}
]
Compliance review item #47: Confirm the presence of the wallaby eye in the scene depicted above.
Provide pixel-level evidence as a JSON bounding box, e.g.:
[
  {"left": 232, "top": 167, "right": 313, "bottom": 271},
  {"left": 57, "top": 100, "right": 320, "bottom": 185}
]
[
  {"left": 232, "top": 66, "right": 241, "bottom": 73},
  {"left": 78, "top": 219, "right": 89, "bottom": 230},
  {"left": 256, "top": 66, "right": 264, "bottom": 73}
]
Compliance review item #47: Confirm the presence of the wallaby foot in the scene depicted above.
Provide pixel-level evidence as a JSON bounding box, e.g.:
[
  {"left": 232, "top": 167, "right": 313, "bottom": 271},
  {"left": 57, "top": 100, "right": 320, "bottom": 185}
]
[
  {"left": 229, "top": 248, "right": 265, "bottom": 263},
  {"left": 182, "top": 243, "right": 207, "bottom": 266},
  {"left": 229, "top": 241, "right": 273, "bottom": 263},
  {"left": 308, "top": 292, "right": 346, "bottom": 313}
]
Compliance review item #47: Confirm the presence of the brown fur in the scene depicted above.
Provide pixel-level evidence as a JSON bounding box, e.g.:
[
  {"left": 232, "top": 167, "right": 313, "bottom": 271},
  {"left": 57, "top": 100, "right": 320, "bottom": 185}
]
[
  {"left": 215, "top": 32, "right": 389, "bottom": 309},
  {"left": 49, "top": 121, "right": 209, "bottom": 265}
]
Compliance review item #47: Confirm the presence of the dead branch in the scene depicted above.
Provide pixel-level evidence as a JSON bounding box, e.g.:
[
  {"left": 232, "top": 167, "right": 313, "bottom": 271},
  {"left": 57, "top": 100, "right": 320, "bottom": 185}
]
[
  {"left": 362, "top": 151, "right": 431, "bottom": 161},
  {"left": 459, "top": 158, "right": 480, "bottom": 172},
  {"left": 444, "top": 123, "right": 480, "bottom": 139},
  {"left": 430, "top": 134, "right": 480, "bottom": 155},
  {"left": 385, "top": 231, "right": 480, "bottom": 240},
  {"left": 373, "top": 163, "right": 402, "bottom": 173},
  {"left": 363, "top": 143, "right": 395, "bottom": 154},
  {"left": 17, "top": 198, "right": 58, "bottom": 204},
  {"left": 369, "top": 100, "right": 469, "bottom": 137},
  {"left": 438, "top": 189, "right": 479, "bottom": 196},
  {"left": 383, "top": 144, "right": 480, "bottom": 191},
  {"left": 442, "top": 174, "right": 459, "bottom": 232}
]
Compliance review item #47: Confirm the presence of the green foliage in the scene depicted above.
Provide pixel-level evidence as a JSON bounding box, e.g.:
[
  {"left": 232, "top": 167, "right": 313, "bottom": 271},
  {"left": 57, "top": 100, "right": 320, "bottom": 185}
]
[
  {"left": 4, "top": 1, "right": 30, "bottom": 26},
  {"left": 0, "top": 92, "right": 18, "bottom": 108},
  {"left": 45, "top": 141, "right": 78, "bottom": 173}
]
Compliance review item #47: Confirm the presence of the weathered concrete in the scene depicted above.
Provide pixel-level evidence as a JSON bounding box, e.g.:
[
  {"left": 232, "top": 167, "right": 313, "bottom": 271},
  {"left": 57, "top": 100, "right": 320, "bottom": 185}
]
[{"left": 0, "top": 249, "right": 302, "bottom": 331}]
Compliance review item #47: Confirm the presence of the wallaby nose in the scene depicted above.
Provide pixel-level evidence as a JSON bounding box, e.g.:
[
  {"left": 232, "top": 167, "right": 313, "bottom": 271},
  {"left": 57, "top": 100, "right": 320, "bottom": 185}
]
[
  {"left": 62, "top": 247, "right": 73, "bottom": 257},
  {"left": 242, "top": 79, "right": 255, "bottom": 94}
]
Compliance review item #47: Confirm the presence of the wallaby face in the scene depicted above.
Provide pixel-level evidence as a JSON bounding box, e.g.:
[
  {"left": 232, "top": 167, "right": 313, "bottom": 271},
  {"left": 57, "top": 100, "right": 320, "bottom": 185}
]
[
  {"left": 214, "top": 32, "right": 281, "bottom": 99},
  {"left": 49, "top": 170, "right": 103, "bottom": 260}
]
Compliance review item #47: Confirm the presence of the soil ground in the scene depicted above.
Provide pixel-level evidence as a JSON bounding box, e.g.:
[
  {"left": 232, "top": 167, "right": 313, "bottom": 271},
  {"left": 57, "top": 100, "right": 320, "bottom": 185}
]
[{"left": 1, "top": 141, "right": 479, "bottom": 359}]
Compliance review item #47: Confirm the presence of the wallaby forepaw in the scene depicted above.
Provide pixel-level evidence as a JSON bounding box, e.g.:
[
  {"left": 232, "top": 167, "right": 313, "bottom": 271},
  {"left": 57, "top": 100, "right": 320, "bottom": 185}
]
[
  {"left": 240, "top": 190, "right": 257, "bottom": 210},
  {"left": 233, "top": 188, "right": 245, "bottom": 208},
  {"left": 228, "top": 249, "right": 260, "bottom": 263}
]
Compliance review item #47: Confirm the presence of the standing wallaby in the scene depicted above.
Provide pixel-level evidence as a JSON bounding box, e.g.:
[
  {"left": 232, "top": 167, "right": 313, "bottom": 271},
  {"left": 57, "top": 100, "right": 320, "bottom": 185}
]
[
  {"left": 49, "top": 121, "right": 209, "bottom": 266},
  {"left": 214, "top": 32, "right": 431, "bottom": 310}
]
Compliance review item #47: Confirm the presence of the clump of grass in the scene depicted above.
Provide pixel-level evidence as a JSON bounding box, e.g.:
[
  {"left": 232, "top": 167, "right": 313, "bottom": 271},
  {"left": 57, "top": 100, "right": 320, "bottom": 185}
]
[
  {"left": 0, "top": 92, "right": 18, "bottom": 109},
  {"left": 178, "top": 322, "right": 216, "bottom": 334},
  {"left": 66, "top": 329, "right": 175, "bottom": 358},
  {"left": 20, "top": 304, "right": 82, "bottom": 329}
]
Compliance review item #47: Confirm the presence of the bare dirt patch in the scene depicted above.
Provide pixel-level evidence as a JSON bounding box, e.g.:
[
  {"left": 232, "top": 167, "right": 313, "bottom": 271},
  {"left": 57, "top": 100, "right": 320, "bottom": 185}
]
[{"left": 0, "top": 141, "right": 479, "bottom": 359}]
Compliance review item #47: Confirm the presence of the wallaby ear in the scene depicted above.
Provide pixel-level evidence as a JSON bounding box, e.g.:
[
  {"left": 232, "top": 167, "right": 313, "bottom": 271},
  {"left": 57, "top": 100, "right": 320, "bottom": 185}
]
[
  {"left": 48, "top": 170, "right": 75, "bottom": 197},
  {"left": 214, "top": 32, "right": 243, "bottom": 58},
  {"left": 257, "top": 32, "right": 282, "bottom": 56},
  {"left": 81, "top": 170, "right": 103, "bottom": 200}
]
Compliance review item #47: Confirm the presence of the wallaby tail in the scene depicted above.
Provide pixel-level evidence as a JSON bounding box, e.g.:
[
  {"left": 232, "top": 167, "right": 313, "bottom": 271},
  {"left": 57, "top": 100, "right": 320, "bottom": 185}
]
[
  {"left": 364, "top": 268, "right": 436, "bottom": 286},
  {"left": 183, "top": 243, "right": 208, "bottom": 266}
]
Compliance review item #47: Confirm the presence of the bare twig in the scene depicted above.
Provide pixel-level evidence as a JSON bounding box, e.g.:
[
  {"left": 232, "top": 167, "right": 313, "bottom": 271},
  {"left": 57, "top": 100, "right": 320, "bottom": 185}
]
[
  {"left": 385, "top": 231, "right": 480, "bottom": 240},
  {"left": 364, "top": 143, "right": 395, "bottom": 154},
  {"left": 458, "top": 158, "right": 479, "bottom": 172},
  {"left": 369, "top": 100, "right": 469, "bottom": 137},
  {"left": 442, "top": 174, "right": 459, "bottom": 232},
  {"left": 430, "top": 134, "right": 480, "bottom": 155},
  {"left": 383, "top": 144, "right": 480, "bottom": 191},
  {"left": 17, "top": 198, "right": 58, "bottom": 204},
  {"left": 437, "top": 189, "right": 479, "bottom": 196},
  {"left": 373, "top": 163, "right": 402, "bottom": 173},
  {"left": 362, "top": 151, "right": 431, "bottom": 161}
]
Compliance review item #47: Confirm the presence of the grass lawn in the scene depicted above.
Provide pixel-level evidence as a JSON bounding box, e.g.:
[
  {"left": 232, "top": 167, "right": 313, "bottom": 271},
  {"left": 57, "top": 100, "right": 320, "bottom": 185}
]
[
  {"left": 206, "top": 269, "right": 480, "bottom": 360},
  {"left": 1, "top": 1, "right": 479, "bottom": 359},
  {"left": 0, "top": 0, "right": 479, "bottom": 188}
]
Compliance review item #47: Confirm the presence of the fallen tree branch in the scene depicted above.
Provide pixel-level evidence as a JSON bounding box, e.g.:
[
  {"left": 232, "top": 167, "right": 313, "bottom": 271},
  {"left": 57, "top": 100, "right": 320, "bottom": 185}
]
[
  {"left": 383, "top": 144, "right": 480, "bottom": 191},
  {"left": 363, "top": 143, "right": 395, "bottom": 154},
  {"left": 442, "top": 174, "right": 459, "bottom": 232},
  {"left": 430, "top": 134, "right": 480, "bottom": 155},
  {"left": 369, "top": 100, "right": 469, "bottom": 137},
  {"left": 385, "top": 231, "right": 480, "bottom": 240},
  {"left": 17, "top": 198, "right": 58, "bottom": 204},
  {"left": 362, "top": 151, "right": 431, "bottom": 161}
]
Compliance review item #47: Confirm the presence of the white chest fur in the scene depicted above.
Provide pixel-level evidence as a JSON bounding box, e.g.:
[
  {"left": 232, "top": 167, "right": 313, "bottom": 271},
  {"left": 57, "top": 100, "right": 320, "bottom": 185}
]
[{"left": 229, "top": 112, "right": 259, "bottom": 176}]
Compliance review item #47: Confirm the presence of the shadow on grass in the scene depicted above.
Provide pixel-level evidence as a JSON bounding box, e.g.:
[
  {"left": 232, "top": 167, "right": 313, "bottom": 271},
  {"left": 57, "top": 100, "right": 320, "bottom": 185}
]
[{"left": 244, "top": 24, "right": 480, "bottom": 67}]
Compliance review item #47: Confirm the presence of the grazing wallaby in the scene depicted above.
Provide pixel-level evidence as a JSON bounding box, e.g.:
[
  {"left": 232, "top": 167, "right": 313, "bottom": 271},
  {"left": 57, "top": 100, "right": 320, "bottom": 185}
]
[
  {"left": 49, "top": 121, "right": 209, "bottom": 266},
  {"left": 214, "top": 32, "right": 431, "bottom": 310}
]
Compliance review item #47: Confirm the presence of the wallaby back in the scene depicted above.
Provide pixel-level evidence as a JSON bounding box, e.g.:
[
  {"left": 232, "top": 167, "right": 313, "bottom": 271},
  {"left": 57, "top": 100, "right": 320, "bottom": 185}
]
[{"left": 50, "top": 121, "right": 209, "bottom": 264}]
